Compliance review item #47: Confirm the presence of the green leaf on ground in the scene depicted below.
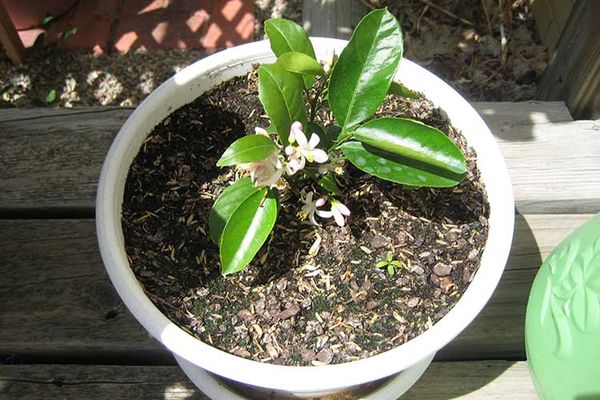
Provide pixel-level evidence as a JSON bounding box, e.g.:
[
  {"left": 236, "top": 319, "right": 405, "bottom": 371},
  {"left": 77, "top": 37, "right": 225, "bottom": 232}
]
[{"left": 45, "top": 89, "right": 56, "bottom": 103}]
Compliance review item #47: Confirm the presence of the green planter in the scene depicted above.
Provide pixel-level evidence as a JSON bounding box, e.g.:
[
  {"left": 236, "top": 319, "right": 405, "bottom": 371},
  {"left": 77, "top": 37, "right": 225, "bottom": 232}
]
[{"left": 526, "top": 213, "right": 600, "bottom": 399}]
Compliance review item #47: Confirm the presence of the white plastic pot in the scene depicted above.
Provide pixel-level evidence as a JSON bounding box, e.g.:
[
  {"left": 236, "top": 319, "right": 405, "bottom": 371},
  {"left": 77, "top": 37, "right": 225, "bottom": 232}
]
[{"left": 96, "top": 38, "right": 514, "bottom": 399}]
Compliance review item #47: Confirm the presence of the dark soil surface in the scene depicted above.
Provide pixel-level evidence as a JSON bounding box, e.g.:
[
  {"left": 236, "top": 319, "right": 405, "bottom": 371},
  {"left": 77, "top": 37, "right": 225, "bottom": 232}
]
[{"left": 122, "top": 73, "right": 489, "bottom": 366}]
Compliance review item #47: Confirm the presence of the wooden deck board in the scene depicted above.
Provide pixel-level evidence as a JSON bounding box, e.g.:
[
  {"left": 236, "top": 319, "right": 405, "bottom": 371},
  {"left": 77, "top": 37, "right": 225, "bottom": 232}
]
[
  {"left": 1, "top": 102, "right": 595, "bottom": 215},
  {"left": 0, "top": 361, "right": 536, "bottom": 399},
  {"left": 302, "top": 0, "right": 368, "bottom": 39},
  {"left": 0, "top": 215, "right": 589, "bottom": 363}
]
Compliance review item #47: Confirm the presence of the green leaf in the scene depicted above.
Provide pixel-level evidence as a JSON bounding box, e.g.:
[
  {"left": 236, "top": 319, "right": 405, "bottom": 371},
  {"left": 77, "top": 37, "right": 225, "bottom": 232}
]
[
  {"left": 276, "top": 52, "right": 324, "bottom": 76},
  {"left": 209, "top": 177, "right": 260, "bottom": 244},
  {"left": 387, "top": 251, "right": 393, "bottom": 262},
  {"left": 328, "top": 8, "right": 403, "bottom": 131},
  {"left": 41, "top": 15, "right": 55, "bottom": 26},
  {"left": 216, "top": 135, "right": 277, "bottom": 167},
  {"left": 265, "top": 19, "right": 316, "bottom": 59},
  {"left": 220, "top": 189, "right": 279, "bottom": 275},
  {"left": 353, "top": 117, "right": 466, "bottom": 175},
  {"left": 45, "top": 89, "right": 56, "bottom": 103},
  {"left": 265, "top": 18, "right": 317, "bottom": 88},
  {"left": 318, "top": 174, "right": 341, "bottom": 195},
  {"left": 258, "top": 64, "right": 307, "bottom": 146},
  {"left": 387, "top": 265, "right": 395, "bottom": 276},
  {"left": 376, "top": 261, "right": 388, "bottom": 268},
  {"left": 322, "top": 125, "right": 341, "bottom": 151},
  {"left": 340, "top": 141, "right": 464, "bottom": 187},
  {"left": 388, "top": 81, "right": 420, "bottom": 99},
  {"left": 390, "top": 260, "right": 405, "bottom": 268},
  {"left": 61, "top": 27, "right": 77, "bottom": 41}
]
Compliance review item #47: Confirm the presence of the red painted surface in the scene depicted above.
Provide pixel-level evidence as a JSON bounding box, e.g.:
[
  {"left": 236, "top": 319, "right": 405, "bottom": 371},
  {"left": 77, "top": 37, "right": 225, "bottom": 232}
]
[
  {"left": 4, "top": 0, "right": 255, "bottom": 52},
  {"left": 113, "top": 0, "right": 211, "bottom": 52}
]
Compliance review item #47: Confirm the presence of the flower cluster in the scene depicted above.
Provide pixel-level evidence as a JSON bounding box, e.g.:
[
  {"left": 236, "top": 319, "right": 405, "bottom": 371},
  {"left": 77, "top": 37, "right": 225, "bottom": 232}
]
[
  {"left": 237, "top": 121, "right": 350, "bottom": 227},
  {"left": 211, "top": 10, "right": 466, "bottom": 275},
  {"left": 298, "top": 191, "right": 351, "bottom": 227}
]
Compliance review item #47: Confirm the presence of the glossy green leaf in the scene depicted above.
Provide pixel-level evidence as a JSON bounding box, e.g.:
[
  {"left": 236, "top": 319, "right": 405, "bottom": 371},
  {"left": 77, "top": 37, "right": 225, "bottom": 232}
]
[
  {"left": 340, "top": 141, "right": 464, "bottom": 187},
  {"left": 388, "top": 81, "right": 420, "bottom": 99},
  {"left": 265, "top": 18, "right": 317, "bottom": 88},
  {"left": 376, "top": 261, "right": 388, "bottom": 268},
  {"left": 220, "top": 189, "right": 279, "bottom": 276},
  {"left": 328, "top": 9, "right": 403, "bottom": 131},
  {"left": 321, "top": 125, "right": 341, "bottom": 151},
  {"left": 209, "top": 177, "right": 259, "bottom": 244},
  {"left": 265, "top": 19, "right": 316, "bottom": 59},
  {"left": 258, "top": 64, "right": 307, "bottom": 146},
  {"left": 353, "top": 117, "right": 466, "bottom": 175},
  {"left": 216, "top": 134, "right": 277, "bottom": 167},
  {"left": 318, "top": 174, "right": 341, "bottom": 195},
  {"left": 276, "top": 52, "right": 324, "bottom": 76}
]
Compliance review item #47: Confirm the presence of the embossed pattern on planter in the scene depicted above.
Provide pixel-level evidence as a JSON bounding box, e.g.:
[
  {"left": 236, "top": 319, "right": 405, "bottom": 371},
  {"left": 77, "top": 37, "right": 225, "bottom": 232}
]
[{"left": 526, "top": 213, "right": 600, "bottom": 399}]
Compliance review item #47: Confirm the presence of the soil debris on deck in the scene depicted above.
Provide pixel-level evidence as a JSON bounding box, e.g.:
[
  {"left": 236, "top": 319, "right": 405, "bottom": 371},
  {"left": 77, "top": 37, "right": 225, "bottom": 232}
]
[
  {"left": 122, "top": 72, "right": 489, "bottom": 366},
  {"left": 372, "top": 0, "right": 547, "bottom": 101},
  {"left": 1, "top": 0, "right": 545, "bottom": 108}
]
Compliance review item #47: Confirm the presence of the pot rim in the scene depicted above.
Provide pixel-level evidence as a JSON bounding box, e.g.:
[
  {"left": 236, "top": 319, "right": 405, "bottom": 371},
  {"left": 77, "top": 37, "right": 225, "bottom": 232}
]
[{"left": 96, "top": 38, "right": 514, "bottom": 393}]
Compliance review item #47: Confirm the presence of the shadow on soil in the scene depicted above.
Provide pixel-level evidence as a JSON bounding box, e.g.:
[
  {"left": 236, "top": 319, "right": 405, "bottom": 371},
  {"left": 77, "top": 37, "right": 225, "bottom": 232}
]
[{"left": 402, "top": 211, "right": 543, "bottom": 398}]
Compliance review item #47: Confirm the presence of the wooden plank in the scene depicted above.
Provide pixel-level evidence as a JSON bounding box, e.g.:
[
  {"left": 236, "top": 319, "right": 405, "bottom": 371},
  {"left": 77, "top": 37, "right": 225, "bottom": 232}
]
[
  {"left": 0, "top": 215, "right": 590, "bottom": 363},
  {"left": 2, "top": 102, "right": 597, "bottom": 215},
  {"left": 0, "top": 219, "right": 169, "bottom": 364},
  {"left": 536, "top": 0, "right": 600, "bottom": 119},
  {"left": 0, "top": 364, "right": 208, "bottom": 400},
  {"left": 0, "top": 107, "right": 132, "bottom": 217},
  {"left": 404, "top": 360, "right": 537, "bottom": 399},
  {"left": 0, "top": 0, "right": 24, "bottom": 65},
  {"left": 472, "top": 101, "right": 572, "bottom": 140},
  {"left": 302, "top": 0, "right": 367, "bottom": 39},
  {"left": 0, "top": 361, "right": 536, "bottom": 399},
  {"left": 495, "top": 121, "right": 600, "bottom": 214}
]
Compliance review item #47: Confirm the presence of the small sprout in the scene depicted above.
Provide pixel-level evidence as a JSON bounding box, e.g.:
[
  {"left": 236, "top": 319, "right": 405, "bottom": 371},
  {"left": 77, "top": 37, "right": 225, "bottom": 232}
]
[
  {"left": 45, "top": 89, "right": 56, "bottom": 103},
  {"left": 376, "top": 251, "right": 406, "bottom": 276}
]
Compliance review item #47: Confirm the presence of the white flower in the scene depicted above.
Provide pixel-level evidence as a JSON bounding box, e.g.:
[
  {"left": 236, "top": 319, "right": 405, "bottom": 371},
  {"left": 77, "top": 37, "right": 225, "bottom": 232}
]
[
  {"left": 285, "top": 145, "right": 305, "bottom": 176},
  {"left": 317, "top": 200, "right": 351, "bottom": 227},
  {"left": 298, "top": 191, "right": 326, "bottom": 226},
  {"left": 286, "top": 121, "right": 328, "bottom": 170},
  {"left": 254, "top": 127, "right": 270, "bottom": 137},
  {"left": 239, "top": 152, "right": 284, "bottom": 188}
]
